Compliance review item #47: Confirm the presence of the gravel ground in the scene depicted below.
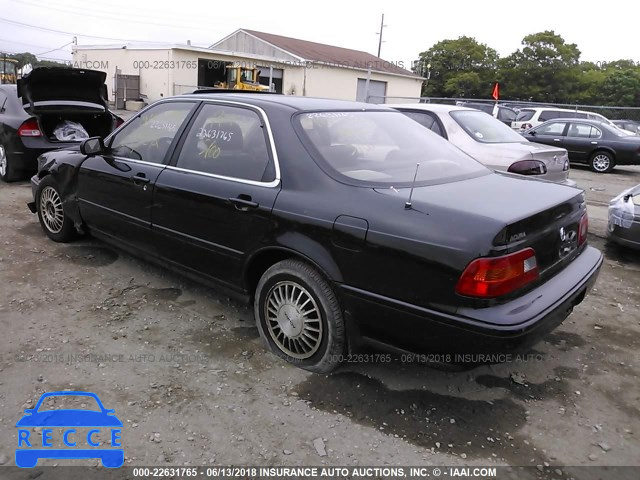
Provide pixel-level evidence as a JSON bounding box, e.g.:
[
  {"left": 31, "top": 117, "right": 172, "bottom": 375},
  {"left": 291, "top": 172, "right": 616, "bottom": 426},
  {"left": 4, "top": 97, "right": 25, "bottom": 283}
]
[{"left": 0, "top": 165, "right": 638, "bottom": 479}]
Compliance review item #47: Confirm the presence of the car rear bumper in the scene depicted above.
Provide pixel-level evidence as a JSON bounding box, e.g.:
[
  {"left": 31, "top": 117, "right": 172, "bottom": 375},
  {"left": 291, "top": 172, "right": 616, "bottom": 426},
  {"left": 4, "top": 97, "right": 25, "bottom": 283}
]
[
  {"left": 340, "top": 246, "right": 602, "bottom": 356},
  {"left": 608, "top": 221, "right": 640, "bottom": 250}
]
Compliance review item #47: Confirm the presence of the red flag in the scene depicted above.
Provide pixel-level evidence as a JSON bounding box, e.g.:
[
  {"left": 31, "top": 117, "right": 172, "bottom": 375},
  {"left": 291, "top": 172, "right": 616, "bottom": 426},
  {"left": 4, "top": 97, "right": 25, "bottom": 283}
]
[{"left": 491, "top": 82, "right": 500, "bottom": 100}]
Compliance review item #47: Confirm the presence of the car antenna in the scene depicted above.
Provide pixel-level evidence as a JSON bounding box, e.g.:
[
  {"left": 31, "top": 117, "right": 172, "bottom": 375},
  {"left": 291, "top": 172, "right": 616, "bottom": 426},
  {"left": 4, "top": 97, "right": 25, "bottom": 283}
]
[{"left": 405, "top": 163, "right": 421, "bottom": 210}]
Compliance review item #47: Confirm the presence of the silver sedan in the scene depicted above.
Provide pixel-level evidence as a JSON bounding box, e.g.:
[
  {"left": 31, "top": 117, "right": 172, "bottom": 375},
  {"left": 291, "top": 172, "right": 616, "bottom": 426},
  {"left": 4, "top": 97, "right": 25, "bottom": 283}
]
[{"left": 393, "top": 103, "right": 576, "bottom": 186}]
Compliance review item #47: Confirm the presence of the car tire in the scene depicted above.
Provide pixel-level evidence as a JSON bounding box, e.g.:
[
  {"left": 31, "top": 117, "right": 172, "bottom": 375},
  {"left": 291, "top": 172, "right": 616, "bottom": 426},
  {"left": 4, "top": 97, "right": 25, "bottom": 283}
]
[
  {"left": 254, "top": 259, "right": 345, "bottom": 373},
  {"left": 589, "top": 151, "right": 615, "bottom": 173},
  {"left": 36, "top": 176, "right": 77, "bottom": 242},
  {"left": 0, "top": 142, "right": 20, "bottom": 182}
]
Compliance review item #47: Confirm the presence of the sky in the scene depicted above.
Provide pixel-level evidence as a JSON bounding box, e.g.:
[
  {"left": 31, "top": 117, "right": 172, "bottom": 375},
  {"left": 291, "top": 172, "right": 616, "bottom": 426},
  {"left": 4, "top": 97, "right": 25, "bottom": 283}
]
[{"left": 1, "top": 0, "right": 638, "bottom": 67}]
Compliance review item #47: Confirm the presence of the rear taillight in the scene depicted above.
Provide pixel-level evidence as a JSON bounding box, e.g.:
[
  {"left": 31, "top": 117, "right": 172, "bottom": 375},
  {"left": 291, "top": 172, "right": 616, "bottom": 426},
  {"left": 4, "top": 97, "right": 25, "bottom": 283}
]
[
  {"left": 18, "top": 118, "right": 42, "bottom": 137},
  {"left": 456, "top": 248, "right": 539, "bottom": 298},
  {"left": 578, "top": 213, "right": 588, "bottom": 246},
  {"left": 508, "top": 160, "right": 547, "bottom": 176},
  {"left": 521, "top": 123, "right": 532, "bottom": 130}
]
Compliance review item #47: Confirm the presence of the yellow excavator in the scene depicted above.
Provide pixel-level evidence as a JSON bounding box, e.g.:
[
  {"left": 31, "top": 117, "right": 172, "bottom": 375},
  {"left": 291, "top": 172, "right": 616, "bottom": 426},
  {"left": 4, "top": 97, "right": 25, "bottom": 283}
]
[
  {"left": 215, "top": 66, "right": 270, "bottom": 91},
  {"left": 0, "top": 56, "right": 18, "bottom": 84}
]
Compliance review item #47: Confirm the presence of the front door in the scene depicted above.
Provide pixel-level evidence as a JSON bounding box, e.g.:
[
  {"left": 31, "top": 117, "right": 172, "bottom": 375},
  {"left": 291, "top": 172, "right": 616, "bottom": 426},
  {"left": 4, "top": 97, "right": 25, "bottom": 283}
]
[
  {"left": 77, "top": 101, "right": 197, "bottom": 252},
  {"left": 152, "top": 102, "right": 281, "bottom": 287}
]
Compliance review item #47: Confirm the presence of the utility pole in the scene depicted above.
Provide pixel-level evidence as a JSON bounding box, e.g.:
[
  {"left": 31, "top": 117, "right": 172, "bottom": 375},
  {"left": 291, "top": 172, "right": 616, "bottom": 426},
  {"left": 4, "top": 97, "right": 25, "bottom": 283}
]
[{"left": 376, "top": 14, "right": 386, "bottom": 58}]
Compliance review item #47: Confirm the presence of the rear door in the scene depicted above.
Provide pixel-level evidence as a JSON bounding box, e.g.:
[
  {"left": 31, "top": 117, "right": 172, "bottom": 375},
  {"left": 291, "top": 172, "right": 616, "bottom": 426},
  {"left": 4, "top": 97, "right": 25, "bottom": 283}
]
[
  {"left": 152, "top": 101, "right": 280, "bottom": 287},
  {"left": 563, "top": 122, "right": 602, "bottom": 162},
  {"left": 77, "top": 101, "right": 197, "bottom": 252}
]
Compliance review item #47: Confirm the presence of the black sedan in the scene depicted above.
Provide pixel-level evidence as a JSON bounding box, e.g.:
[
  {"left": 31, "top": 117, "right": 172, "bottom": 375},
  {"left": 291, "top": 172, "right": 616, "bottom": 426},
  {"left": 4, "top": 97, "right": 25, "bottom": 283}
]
[
  {"left": 27, "top": 93, "right": 602, "bottom": 372},
  {"left": 523, "top": 118, "right": 640, "bottom": 173},
  {"left": 0, "top": 67, "right": 122, "bottom": 182}
]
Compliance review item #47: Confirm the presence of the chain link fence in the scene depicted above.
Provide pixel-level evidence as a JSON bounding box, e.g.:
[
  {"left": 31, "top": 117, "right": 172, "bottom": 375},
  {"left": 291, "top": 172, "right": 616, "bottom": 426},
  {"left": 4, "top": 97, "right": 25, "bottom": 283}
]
[{"left": 367, "top": 96, "right": 640, "bottom": 121}]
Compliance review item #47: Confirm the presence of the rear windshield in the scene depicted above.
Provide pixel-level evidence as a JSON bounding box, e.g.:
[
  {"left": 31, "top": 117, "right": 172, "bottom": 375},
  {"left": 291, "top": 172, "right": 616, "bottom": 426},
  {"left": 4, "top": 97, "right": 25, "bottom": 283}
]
[
  {"left": 450, "top": 110, "right": 527, "bottom": 143},
  {"left": 294, "top": 111, "right": 488, "bottom": 187},
  {"left": 515, "top": 109, "right": 535, "bottom": 122}
]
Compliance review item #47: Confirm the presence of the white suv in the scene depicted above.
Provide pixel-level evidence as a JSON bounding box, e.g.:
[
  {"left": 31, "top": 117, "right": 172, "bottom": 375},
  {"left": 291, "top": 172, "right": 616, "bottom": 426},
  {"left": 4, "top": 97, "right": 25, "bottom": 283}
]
[{"left": 512, "top": 107, "right": 614, "bottom": 131}]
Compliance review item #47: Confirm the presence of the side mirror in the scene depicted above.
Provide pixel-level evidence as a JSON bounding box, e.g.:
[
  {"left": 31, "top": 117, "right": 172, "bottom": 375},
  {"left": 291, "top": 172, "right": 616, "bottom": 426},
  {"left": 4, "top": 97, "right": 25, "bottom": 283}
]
[
  {"left": 527, "top": 130, "right": 536, "bottom": 136},
  {"left": 80, "top": 137, "right": 106, "bottom": 156},
  {"left": 23, "top": 408, "right": 34, "bottom": 414}
]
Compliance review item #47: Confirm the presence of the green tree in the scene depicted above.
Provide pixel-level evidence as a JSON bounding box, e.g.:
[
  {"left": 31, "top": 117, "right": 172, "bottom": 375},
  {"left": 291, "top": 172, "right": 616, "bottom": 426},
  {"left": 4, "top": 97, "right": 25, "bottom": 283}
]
[
  {"left": 498, "top": 31, "right": 581, "bottom": 102},
  {"left": 415, "top": 36, "right": 498, "bottom": 97},
  {"left": 600, "top": 70, "right": 640, "bottom": 106}
]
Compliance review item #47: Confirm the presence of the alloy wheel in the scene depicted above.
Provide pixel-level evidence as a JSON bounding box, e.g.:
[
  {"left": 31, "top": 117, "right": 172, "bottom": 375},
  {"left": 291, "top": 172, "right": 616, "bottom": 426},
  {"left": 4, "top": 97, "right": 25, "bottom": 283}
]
[
  {"left": 39, "top": 186, "right": 65, "bottom": 234},
  {"left": 264, "top": 280, "right": 323, "bottom": 359},
  {"left": 592, "top": 154, "right": 611, "bottom": 172},
  {"left": 0, "top": 145, "right": 6, "bottom": 177}
]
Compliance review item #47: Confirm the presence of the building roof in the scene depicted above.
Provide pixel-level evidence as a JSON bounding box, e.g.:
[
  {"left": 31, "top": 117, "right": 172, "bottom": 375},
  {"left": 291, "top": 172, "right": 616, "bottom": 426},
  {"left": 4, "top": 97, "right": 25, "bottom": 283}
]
[{"left": 213, "top": 29, "right": 421, "bottom": 78}]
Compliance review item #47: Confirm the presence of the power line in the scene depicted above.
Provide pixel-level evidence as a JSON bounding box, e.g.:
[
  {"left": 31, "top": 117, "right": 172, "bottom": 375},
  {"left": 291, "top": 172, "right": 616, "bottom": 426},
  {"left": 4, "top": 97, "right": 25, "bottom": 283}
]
[
  {"left": 37, "top": 40, "right": 73, "bottom": 56},
  {"left": 0, "top": 36, "right": 55, "bottom": 50},
  {"left": 0, "top": 16, "right": 170, "bottom": 43}
]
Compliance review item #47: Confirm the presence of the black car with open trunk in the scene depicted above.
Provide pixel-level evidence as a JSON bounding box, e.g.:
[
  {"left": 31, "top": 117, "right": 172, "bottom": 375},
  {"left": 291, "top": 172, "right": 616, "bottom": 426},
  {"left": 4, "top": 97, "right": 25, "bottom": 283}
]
[
  {"left": 0, "top": 67, "right": 122, "bottom": 182},
  {"left": 27, "top": 93, "right": 603, "bottom": 372}
]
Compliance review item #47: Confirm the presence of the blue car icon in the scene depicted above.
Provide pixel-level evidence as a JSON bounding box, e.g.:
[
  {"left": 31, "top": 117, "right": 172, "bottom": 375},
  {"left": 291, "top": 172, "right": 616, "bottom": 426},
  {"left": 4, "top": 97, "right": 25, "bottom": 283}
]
[{"left": 15, "top": 391, "right": 123, "bottom": 468}]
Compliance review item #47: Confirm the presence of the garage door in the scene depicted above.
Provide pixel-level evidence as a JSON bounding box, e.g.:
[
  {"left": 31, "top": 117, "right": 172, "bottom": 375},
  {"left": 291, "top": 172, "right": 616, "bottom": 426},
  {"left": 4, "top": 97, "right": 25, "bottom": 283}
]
[{"left": 356, "top": 78, "right": 387, "bottom": 103}]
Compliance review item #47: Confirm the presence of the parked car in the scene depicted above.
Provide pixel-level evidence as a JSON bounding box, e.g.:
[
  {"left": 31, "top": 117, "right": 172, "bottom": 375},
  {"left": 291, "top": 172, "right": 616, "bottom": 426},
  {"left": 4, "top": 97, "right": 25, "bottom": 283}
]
[
  {"left": 0, "top": 67, "right": 123, "bottom": 182},
  {"left": 393, "top": 103, "right": 575, "bottom": 186},
  {"left": 608, "top": 184, "right": 640, "bottom": 250},
  {"left": 27, "top": 93, "right": 602, "bottom": 373},
  {"left": 512, "top": 107, "right": 614, "bottom": 132},
  {"left": 611, "top": 120, "right": 640, "bottom": 135},
  {"left": 457, "top": 101, "right": 517, "bottom": 125},
  {"left": 523, "top": 118, "right": 640, "bottom": 173}
]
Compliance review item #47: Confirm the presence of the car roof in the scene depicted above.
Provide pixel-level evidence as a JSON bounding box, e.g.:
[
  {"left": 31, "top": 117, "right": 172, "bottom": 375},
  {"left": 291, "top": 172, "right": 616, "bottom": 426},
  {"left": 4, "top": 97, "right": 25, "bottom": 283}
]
[
  {"left": 178, "top": 93, "right": 393, "bottom": 112},
  {"left": 390, "top": 103, "right": 477, "bottom": 113},
  {"left": 538, "top": 118, "right": 611, "bottom": 127}
]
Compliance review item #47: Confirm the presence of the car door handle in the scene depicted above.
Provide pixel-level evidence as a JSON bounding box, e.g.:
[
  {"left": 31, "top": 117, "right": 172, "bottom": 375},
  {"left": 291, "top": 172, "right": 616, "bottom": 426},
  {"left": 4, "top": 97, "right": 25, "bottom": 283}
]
[
  {"left": 553, "top": 138, "right": 561, "bottom": 142},
  {"left": 132, "top": 173, "right": 150, "bottom": 184},
  {"left": 229, "top": 195, "right": 259, "bottom": 211},
  {"left": 591, "top": 141, "right": 598, "bottom": 145}
]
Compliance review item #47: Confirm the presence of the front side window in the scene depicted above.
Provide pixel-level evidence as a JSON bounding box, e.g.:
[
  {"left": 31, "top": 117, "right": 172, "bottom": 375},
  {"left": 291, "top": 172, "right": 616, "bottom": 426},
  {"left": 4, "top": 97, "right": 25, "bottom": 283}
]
[
  {"left": 175, "top": 103, "right": 275, "bottom": 182},
  {"left": 295, "top": 111, "right": 488, "bottom": 187},
  {"left": 535, "top": 122, "right": 567, "bottom": 136},
  {"left": 109, "top": 102, "right": 195, "bottom": 163},
  {"left": 450, "top": 110, "right": 526, "bottom": 144}
]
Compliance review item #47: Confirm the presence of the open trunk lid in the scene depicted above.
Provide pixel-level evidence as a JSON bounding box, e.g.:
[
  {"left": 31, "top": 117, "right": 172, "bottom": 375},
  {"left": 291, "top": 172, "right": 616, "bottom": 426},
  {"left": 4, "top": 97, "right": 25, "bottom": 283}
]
[{"left": 17, "top": 67, "right": 108, "bottom": 113}]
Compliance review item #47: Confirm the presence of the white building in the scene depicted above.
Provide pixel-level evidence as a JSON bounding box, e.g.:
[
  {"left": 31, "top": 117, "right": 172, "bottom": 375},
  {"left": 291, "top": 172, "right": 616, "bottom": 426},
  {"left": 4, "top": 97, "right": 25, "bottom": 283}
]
[{"left": 72, "top": 28, "right": 423, "bottom": 107}]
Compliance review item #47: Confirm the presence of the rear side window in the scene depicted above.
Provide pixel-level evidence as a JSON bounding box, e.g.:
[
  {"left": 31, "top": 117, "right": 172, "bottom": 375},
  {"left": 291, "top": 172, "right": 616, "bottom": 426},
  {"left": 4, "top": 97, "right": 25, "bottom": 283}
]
[
  {"left": 401, "top": 111, "right": 445, "bottom": 138},
  {"left": 498, "top": 107, "right": 516, "bottom": 122},
  {"left": 567, "top": 123, "right": 599, "bottom": 138},
  {"left": 539, "top": 110, "right": 573, "bottom": 121},
  {"left": 175, "top": 103, "right": 275, "bottom": 183},
  {"left": 515, "top": 109, "right": 535, "bottom": 122}
]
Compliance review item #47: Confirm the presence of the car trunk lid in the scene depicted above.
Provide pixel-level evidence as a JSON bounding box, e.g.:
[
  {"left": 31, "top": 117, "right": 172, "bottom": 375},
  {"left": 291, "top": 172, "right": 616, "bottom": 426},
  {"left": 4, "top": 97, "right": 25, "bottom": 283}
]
[
  {"left": 374, "top": 172, "right": 587, "bottom": 279},
  {"left": 17, "top": 67, "right": 108, "bottom": 113}
]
